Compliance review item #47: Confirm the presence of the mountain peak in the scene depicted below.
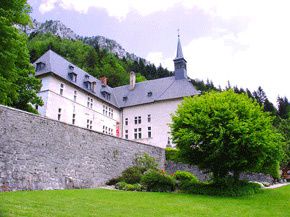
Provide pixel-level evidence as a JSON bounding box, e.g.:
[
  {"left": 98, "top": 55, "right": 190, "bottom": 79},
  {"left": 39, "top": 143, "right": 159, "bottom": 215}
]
[{"left": 26, "top": 19, "right": 145, "bottom": 63}]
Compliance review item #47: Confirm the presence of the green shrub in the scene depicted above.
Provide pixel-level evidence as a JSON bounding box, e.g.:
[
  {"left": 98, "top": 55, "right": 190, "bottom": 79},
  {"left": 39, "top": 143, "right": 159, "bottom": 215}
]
[
  {"left": 182, "top": 181, "right": 262, "bottom": 196},
  {"left": 174, "top": 171, "right": 199, "bottom": 183},
  {"left": 141, "top": 170, "right": 176, "bottom": 192},
  {"left": 174, "top": 171, "right": 199, "bottom": 191},
  {"left": 165, "top": 148, "right": 182, "bottom": 163},
  {"left": 115, "top": 182, "right": 142, "bottom": 191},
  {"left": 121, "top": 166, "right": 144, "bottom": 184},
  {"left": 134, "top": 153, "right": 158, "bottom": 171}
]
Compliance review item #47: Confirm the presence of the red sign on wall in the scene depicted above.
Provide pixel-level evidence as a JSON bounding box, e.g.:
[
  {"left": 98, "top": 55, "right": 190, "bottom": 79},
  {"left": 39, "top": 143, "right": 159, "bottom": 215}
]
[{"left": 116, "top": 122, "right": 120, "bottom": 137}]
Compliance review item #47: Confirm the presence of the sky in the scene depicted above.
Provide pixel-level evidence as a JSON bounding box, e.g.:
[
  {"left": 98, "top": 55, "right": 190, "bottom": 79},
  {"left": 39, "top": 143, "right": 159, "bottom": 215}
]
[{"left": 28, "top": 0, "right": 290, "bottom": 104}]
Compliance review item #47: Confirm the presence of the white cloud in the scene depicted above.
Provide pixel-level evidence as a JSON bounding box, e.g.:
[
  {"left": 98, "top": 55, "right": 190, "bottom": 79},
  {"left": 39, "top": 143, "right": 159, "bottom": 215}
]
[
  {"left": 147, "top": 0, "right": 290, "bottom": 103},
  {"left": 38, "top": 0, "right": 262, "bottom": 19},
  {"left": 38, "top": 0, "right": 182, "bottom": 19},
  {"left": 39, "top": 0, "right": 58, "bottom": 14},
  {"left": 38, "top": 0, "right": 290, "bottom": 102}
]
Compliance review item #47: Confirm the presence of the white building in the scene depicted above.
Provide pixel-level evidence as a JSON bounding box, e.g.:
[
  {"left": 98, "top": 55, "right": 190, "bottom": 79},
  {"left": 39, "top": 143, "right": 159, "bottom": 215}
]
[{"left": 34, "top": 37, "right": 199, "bottom": 148}]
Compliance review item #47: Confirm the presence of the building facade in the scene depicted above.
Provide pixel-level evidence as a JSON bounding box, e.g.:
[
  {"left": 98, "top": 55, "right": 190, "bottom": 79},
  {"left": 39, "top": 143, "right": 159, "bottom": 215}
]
[{"left": 34, "top": 37, "right": 199, "bottom": 148}]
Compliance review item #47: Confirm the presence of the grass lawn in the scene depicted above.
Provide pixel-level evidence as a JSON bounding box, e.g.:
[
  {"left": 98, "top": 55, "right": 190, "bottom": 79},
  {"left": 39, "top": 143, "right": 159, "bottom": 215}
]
[{"left": 0, "top": 185, "right": 289, "bottom": 217}]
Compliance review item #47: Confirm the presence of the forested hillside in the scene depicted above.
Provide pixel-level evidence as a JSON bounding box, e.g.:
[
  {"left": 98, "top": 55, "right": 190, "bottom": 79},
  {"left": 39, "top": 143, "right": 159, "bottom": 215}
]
[{"left": 28, "top": 33, "right": 172, "bottom": 87}]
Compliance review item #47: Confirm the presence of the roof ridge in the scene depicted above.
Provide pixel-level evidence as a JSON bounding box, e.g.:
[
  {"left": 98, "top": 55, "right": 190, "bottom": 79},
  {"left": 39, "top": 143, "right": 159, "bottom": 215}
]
[{"left": 113, "top": 76, "right": 174, "bottom": 90}]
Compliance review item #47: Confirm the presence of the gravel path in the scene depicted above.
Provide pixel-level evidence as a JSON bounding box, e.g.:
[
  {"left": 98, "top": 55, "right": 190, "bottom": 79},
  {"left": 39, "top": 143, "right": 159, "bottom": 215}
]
[{"left": 265, "top": 182, "right": 290, "bottom": 189}]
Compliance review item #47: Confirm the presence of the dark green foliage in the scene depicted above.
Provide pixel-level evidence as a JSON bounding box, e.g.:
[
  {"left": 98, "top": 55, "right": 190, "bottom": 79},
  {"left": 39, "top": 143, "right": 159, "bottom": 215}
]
[
  {"left": 171, "top": 90, "right": 284, "bottom": 181},
  {"left": 115, "top": 182, "right": 142, "bottom": 191},
  {"left": 274, "top": 117, "right": 290, "bottom": 166},
  {"left": 190, "top": 79, "right": 219, "bottom": 93},
  {"left": 277, "top": 97, "right": 290, "bottom": 119},
  {"left": 0, "top": 0, "right": 42, "bottom": 112},
  {"left": 121, "top": 166, "right": 144, "bottom": 184},
  {"left": 141, "top": 170, "right": 176, "bottom": 192},
  {"left": 165, "top": 148, "right": 184, "bottom": 163},
  {"left": 105, "top": 177, "right": 122, "bottom": 186},
  {"left": 183, "top": 181, "right": 262, "bottom": 197},
  {"left": 133, "top": 153, "right": 158, "bottom": 171},
  {"left": 129, "top": 60, "right": 172, "bottom": 80}
]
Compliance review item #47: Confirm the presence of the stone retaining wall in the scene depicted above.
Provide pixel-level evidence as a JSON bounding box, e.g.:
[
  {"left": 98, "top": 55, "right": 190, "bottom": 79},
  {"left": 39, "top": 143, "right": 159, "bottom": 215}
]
[
  {"left": 0, "top": 105, "right": 165, "bottom": 191},
  {"left": 165, "top": 161, "right": 274, "bottom": 183}
]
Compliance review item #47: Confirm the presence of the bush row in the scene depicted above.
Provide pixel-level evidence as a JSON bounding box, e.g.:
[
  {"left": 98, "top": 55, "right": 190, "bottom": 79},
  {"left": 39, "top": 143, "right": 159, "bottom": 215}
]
[{"left": 106, "top": 154, "right": 262, "bottom": 196}]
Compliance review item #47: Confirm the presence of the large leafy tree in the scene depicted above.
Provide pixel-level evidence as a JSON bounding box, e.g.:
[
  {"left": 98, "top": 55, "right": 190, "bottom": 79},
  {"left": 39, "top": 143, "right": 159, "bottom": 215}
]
[
  {"left": 0, "top": 0, "right": 42, "bottom": 112},
  {"left": 171, "top": 90, "right": 284, "bottom": 182}
]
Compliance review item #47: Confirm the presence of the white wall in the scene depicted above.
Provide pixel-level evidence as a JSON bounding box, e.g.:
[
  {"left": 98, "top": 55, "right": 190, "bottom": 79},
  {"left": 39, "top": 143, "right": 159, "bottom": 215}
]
[
  {"left": 37, "top": 75, "right": 184, "bottom": 148},
  {"left": 37, "top": 75, "right": 121, "bottom": 137},
  {"left": 122, "top": 99, "right": 183, "bottom": 148}
]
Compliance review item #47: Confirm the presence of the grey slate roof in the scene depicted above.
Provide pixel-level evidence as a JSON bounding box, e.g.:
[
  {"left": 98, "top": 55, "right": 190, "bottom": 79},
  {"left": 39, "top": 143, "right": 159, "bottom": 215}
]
[
  {"left": 34, "top": 50, "right": 119, "bottom": 107},
  {"left": 34, "top": 50, "right": 199, "bottom": 109},
  {"left": 114, "top": 77, "right": 199, "bottom": 107}
]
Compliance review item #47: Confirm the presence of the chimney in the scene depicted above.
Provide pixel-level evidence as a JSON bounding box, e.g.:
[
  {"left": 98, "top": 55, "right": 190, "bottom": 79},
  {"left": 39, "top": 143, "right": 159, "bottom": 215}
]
[
  {"left": 129, "top": 71, "right": 136, "bottom": 90},
  {"left": 100, "top": 76, "right": 108, "bottom": 86}
]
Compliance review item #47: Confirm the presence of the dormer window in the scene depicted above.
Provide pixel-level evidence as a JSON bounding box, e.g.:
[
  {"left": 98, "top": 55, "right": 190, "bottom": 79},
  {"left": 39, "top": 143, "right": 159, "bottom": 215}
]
[
  {"left": 68, "top": 72, "right": 77, "bottom": 82},
  {"left": 84, "top": 75, "right": 90, "bottom": 81},
  {"left": 84, "top": 81, "right": 91, "bottom": 90},
  {"left": 147, "top": 91, "right": 152, "bottom": 97},
  {"left": 36, "top": 62, "right": 45, "bottom": 72},
  {"left": 103, "top": 92, "right": 111, "bottom": 101},
  {"left": 123, "top": 96, "right": 128, "bottom": 101},
  {"left": 91, "top": 81, "right": 96, "bottom": 92},
  {"left": 68, "top": 65, "right": 74, "bottom": 71},
  {"left": 84, "top": 75, "right": 91, "bottom": 90}
]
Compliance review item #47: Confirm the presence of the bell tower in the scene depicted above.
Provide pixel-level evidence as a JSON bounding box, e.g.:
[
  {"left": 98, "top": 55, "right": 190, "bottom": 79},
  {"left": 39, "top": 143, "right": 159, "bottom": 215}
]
[{"left": 174, "top": 32, "right": 187, "bottom": 80}]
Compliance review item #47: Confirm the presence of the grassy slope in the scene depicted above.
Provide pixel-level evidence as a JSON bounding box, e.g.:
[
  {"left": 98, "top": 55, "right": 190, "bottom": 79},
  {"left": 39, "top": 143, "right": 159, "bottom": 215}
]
[{"left": 0, "top": 186, "right": 289, "bottom": 217}]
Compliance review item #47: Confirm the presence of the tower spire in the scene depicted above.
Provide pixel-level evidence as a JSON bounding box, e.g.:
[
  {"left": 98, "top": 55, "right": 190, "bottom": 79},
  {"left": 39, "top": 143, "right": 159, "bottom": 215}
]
[
  {"left": 176, "top": 29, "right": 184, "bottom": 59},
  {"left": 173, "top": 31, "right": 187, "bottom": 80}
]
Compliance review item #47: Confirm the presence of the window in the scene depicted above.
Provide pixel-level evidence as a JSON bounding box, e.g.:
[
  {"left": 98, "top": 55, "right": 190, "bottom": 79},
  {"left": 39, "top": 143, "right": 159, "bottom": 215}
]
[
  {"left": 103, "top": 105, "right": 113, "bottom": 118},
  {"left": 167, "top": 137, "right": 171, "bottom": 146},
  {"left": 35, "top": 105, "right": 38, "bottom": 111},
  {"left": 148, "top": 114, "right": 151, "bottom": 123},
  {"left": 125, "top": 130, "right": 128, "bottom": 139},
  {"left": 103, "top": 105, "right": 108, "bottom": 116},
  {"left": 148, "top": 127, "right": 152, "bottom": 138},
  {"left": 87, "top": 97, "right": 93, "bottom": 109},
  {"left": 134, "top": 128, "right": 138, "bottom": 139},
  {"left": 103, "top": 126, "right": 113, "bottom": 135},
  {"left": 72, "top": 114, "right": 76, "bottom": 125},
  {"left": 69, "top": 72, "right": 77, "bottom": 82},
  {"left": 36, "top": 62, "right": 45, "bottom": 71},
  {"left": 134, "top": 116, "right": 141, "bottom": 124},
  {"left": 125, "top": 118, "right": 128, "bottom": 126},
  {"left": 109, "top": 128, "right": 113, "bottom": 135},
  {"left": 105, "top": 93, "right": 111, "bottom": 101},
  {"left": 57, "top": 108, "right": 61, "bottom": 121},
  {"left": 138, "top": 128, "right": 142, "bottom": 139},
  {"left": 147, "top": 91, "right": 152, "bottom": 97},
  {"left": 74, "top": 91, "right": 77, "bottom": 102},
  {"left": 87, "top": 119, "right": 92, "bottom": 129},
  {"left": 60, "top": 83, "right": 64, "bottom": 95},
  {"left": 108, "top": 108, "right": 113, "bottom": 118},
  {"left": 85, "top": 82, "right": 92, "bottom": 90}
]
